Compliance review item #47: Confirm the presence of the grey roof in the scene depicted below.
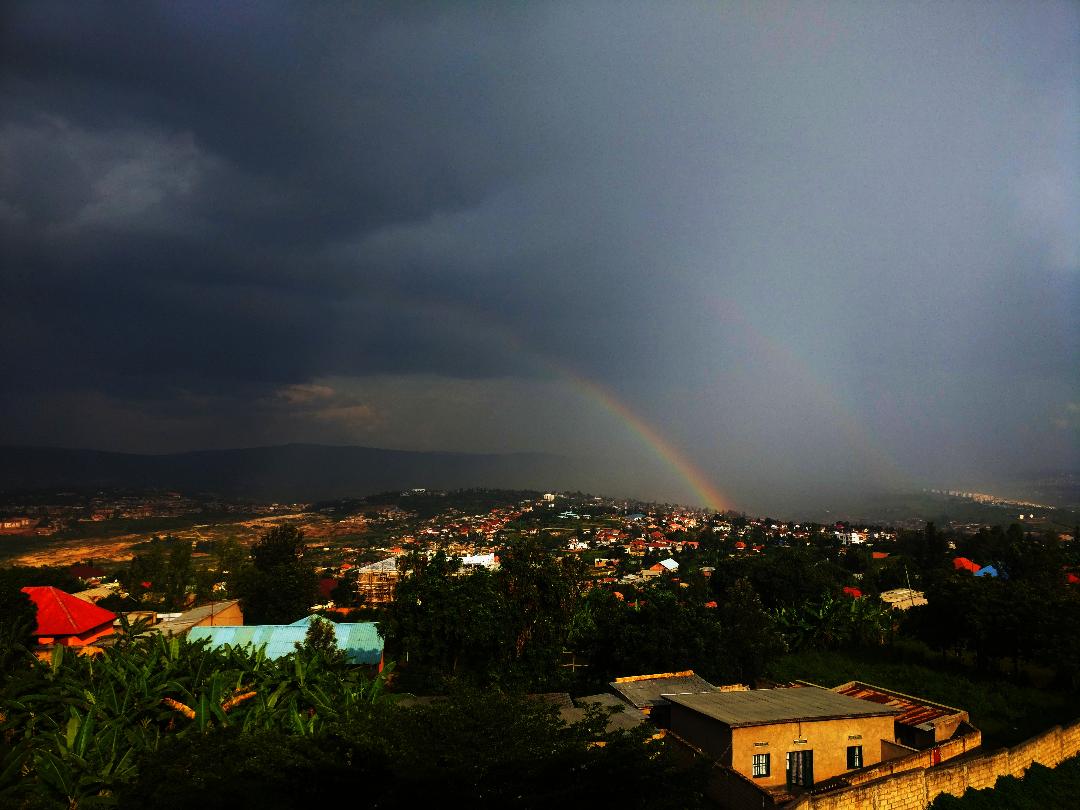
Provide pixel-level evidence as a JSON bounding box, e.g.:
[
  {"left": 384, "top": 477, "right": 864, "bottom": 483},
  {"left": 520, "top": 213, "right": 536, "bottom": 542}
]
[
  {"left": 573, "top": 693, "right": 647, "bottom": 732},
  {"left": 666, "top": 686, "right": 901, "bottom": 728},
  {"left": 610, "top": 672, "right": 718, "bottom": 708}
]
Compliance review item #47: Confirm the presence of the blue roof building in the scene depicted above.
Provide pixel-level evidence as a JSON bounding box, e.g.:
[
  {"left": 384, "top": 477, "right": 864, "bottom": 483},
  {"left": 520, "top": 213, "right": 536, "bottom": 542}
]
[
  {"left": 189, "top": 617, "right": 383, "bottom": 666},
  {"left": 975, "top": 565, "right": 999, "bottom": 578}
]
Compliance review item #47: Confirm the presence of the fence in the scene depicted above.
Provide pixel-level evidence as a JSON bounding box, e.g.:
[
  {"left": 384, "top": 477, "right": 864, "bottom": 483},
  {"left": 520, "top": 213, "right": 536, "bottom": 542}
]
[{"left": 786, "top": 718, "right": 1080, "bottom": 810}]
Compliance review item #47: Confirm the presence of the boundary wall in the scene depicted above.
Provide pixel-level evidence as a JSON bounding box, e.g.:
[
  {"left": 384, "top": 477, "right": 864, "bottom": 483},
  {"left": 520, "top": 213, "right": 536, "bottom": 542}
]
[{"left": 786, "top": 719, "right": 1080, "bottom": 810}]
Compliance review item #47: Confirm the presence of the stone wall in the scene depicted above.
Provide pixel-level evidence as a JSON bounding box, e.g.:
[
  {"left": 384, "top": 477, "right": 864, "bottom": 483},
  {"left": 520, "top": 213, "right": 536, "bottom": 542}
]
[
  {"left": 785, "top": 719, "right": 1080, "bottom": 810},
  {"left": 845, "top": 723, "right": 980, "bottom": 786}
]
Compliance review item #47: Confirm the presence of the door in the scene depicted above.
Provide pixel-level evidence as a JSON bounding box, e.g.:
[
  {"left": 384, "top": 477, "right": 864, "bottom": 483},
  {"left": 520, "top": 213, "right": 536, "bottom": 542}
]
[{"left": 786, "top": 750, "right": 814, "bottom": 788}]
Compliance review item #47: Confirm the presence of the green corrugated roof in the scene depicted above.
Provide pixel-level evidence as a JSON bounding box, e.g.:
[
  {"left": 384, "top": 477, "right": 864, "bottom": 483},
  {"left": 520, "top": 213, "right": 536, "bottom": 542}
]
[{"left": 188, "top": 621, "right": 382, "bottom": 665}]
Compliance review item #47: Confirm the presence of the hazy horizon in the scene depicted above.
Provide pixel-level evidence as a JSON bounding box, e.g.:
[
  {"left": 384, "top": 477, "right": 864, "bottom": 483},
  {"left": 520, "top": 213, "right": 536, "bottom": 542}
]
[{"left": 2, "top": 2, "right": 1076, "bottom": 515}]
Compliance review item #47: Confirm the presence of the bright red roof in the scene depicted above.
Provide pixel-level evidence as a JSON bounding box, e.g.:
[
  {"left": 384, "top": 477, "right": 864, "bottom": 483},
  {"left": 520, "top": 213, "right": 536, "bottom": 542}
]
[
  {"left": 953, "top": 557, "right": 981, "bottom": 573},
  {"left": 21, "top": 586, "right": 116, "bottom": 637},
  {"left": 872, "top": 552, "right": 890, "bottom": 560},
  {"left": 842, "top": 586, "right": 863, "bottom": 598}
]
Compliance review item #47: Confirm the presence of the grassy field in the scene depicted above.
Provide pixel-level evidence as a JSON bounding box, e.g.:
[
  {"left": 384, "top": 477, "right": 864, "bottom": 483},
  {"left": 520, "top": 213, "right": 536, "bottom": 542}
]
[{"left": 769, "top": 647, "right": 1080, "bottom": 749}]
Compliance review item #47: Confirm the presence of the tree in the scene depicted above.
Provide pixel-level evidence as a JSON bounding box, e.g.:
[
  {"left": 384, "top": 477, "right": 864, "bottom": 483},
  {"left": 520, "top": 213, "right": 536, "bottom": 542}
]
[
  {"left": 123, "top": 543, "right": 169, "bottom": 604},
  {"left": 717, "top": 578, "right": 785, "bottom": 684},
  {"left": 0, "top": 573, "right": 36, "bottom": 673},
  {"left": 380, "top": 551, "right": 503, "bottom": 689},
  {"left": 382, "top": 540, "right": 586, "bottom": 691},
  {"left": 121, "top": 686, "right": 707, "bottom": 809},
  {"left": 297, "top": 616, "right": 344, "bottom": 665},
  {"left": 161, "top": 542, "right": 195, "bottom": 610},
  {"left": 236, "top": 525, "right": 318, "bottom": 625},
  {"left": 495, "top": 535, "right": 586, "bottom": 685}
]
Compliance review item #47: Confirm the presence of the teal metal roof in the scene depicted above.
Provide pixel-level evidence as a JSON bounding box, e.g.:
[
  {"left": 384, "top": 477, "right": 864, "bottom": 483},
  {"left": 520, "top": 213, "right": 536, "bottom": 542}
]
[{"left": 188, "top": 621, "right": 383, "bottom": 665}]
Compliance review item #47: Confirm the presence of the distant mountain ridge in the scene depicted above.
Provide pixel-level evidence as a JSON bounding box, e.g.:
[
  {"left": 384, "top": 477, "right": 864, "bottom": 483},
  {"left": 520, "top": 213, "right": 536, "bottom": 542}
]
[{"left": 0, "top": 444, "right": 588, "bottom": 502}]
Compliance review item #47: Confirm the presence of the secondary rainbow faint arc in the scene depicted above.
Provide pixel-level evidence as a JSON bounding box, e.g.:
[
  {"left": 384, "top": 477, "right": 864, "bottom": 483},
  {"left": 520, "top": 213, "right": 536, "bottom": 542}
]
[{"left": 709, "top": 297, "right": 911, "bottom": 491}]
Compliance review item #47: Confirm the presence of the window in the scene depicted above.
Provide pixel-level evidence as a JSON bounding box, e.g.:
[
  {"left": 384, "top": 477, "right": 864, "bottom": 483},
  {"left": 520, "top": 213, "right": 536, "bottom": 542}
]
[
  {"left": 752, "top": 753, "right": 770, "bottom": 777},
  {"left": 847, "top": 745, "right": 863, "bottom": 769}
]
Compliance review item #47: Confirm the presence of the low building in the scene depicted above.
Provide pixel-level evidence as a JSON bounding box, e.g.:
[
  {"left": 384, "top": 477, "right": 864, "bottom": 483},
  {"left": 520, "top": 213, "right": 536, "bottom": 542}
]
[
  {"left": 189, "top": 615, "right": 383, "bottom": 667},
  {"left": 611, "top": 670, "right": 732, "bottom": 727},
  {"left": 154, "top": 599, "right": 244, "bottom": 636},
  {"left": 831, "top": 681, "right": 973, "bottom": 750},
  {"left": 68, "top": 563, "right": 106, "bottom": 581},
  {"left": 460, "top": 552, "right": 497, "bottom": 569},
  {"left": 879, "top": 588, "right": 927, "bottom": 610},
  {"left": 73, "top": 582, "right": 121, "bottom": 603},
  {"left": 0, "top": 516, "right": 36, "bottom": 534},
  {"left": 21, "top": 586, "right": 117, "bottom": 649},
  {"left": 667, "top": 685, "right": 900, "bottom": 791}
]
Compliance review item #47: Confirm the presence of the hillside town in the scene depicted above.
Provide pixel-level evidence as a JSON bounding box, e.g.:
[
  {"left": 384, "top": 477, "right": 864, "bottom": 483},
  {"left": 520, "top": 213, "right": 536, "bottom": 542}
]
[{"left": 4, "top": 487, "right": 1079, "bottom": 808}]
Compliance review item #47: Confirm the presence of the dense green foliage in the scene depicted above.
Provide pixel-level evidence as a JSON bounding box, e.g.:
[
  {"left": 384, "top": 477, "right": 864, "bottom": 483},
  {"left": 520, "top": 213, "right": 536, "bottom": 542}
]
[
  {"left": 0, "top": 577, "right": 36, "bottom": 673},
  {"left": 0, "top": 623, "right": 703, "bottom": 809},
  {"left": 234, "top": 524, "right": 319, "bottom": 624},
  {"left": 569, "top": 577, "right": 785, "bottom": 688},
  {"left": 0, "top": 619, "right": 386, "bottom": 808},
  {"left": 769, "top": 646, "right": 1078, "bottom": 748},
  {"left": 908, "top": 573, "right": 1080, "bottom": 688},
  {"left": 121, "top": 686, "right": 704, "bottom": 809},
  {"left": 929, "top": 754, "right": 1080, "bottom": 809},
  {"left": 383, "top": 538, "right": 586, "bottom": 689}
]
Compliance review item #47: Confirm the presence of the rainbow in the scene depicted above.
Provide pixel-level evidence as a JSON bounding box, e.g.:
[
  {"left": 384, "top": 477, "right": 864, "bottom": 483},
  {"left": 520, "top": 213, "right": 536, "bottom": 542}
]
[
  {"left": 561, "top": 370, "right": 735, "bottom": 512},
  {"left": 343, "top": 291, "right": 907, "bottom": 512},
  {"left": 356, "top": 295, "right": 737, "bottom": 511}
]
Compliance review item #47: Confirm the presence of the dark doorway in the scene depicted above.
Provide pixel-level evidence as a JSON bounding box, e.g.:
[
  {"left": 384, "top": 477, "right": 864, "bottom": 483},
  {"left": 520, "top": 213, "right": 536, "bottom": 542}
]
[{"left": 786, "top": 750, "right": 814, "bottom": 787}]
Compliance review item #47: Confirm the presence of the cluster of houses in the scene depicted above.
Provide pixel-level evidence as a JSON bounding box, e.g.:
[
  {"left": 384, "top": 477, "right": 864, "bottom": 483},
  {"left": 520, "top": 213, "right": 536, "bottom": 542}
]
[
  {"left": 533, "top": 669, "right": 978, "bottom": 807},
  {"left": 17, "top": 585, "right": 385, "bottom": 669}
]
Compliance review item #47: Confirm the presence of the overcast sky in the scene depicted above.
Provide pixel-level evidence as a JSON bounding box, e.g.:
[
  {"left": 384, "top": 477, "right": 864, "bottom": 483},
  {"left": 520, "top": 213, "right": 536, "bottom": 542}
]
[{"left": 1, "top": 1, "right": 1076, "bottom": 512}]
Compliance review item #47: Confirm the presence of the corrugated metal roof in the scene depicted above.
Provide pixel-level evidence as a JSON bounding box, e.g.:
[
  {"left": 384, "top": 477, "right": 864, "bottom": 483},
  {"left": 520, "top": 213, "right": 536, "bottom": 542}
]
[
  {"left": 834, "top": 682, "right": 961, "bottom": 728},
  {"left": 156, "top": 600, "right": 241, "bottom": 636},
  {"left": 22, "top": 586, "right": 116, "bottom": 636},
  {"left": 610, "top": 672, "right": 718, "bottom": 708},
  {"left": 189, "top": 621, "right": 382, "bottom": 664},
  {"left": 667, "top": 686, "right": 900, "bottom": 727}
]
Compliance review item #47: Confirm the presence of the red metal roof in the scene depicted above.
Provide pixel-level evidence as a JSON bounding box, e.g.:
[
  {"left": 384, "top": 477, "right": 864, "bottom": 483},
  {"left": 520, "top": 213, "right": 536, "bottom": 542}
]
[
  {"left": 836, "top": 683, "right": 956, "bottom": 727},
  {"left": 953, "top": 557, "right": 981, "bottom": 573},
  {"left": 21, "top": 586, "right": 116, "bottom": 637},
  {"left": 317, "top": 578, "right": 338, "bottom": 599}
]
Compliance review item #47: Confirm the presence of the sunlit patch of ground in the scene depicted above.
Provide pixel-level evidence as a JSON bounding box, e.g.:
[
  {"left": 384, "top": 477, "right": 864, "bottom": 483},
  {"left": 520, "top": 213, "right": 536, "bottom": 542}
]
[{"left": 3, "top": 512, "right": 364, "bottom": 567}]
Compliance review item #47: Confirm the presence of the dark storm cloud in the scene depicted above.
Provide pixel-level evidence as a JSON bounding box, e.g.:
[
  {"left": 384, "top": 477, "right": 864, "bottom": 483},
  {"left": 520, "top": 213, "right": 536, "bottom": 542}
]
[{"left": 1, "top": 1, "right": 1076, "bottom": 508}]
